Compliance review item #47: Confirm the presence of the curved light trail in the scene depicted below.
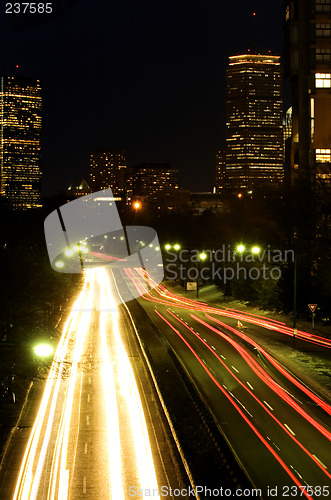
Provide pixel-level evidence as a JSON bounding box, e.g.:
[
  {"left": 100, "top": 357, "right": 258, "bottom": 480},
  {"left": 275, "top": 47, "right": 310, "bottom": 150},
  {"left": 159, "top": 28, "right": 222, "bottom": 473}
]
[{"left": 119, "top": 265, "right": 331, "bottom": 497}]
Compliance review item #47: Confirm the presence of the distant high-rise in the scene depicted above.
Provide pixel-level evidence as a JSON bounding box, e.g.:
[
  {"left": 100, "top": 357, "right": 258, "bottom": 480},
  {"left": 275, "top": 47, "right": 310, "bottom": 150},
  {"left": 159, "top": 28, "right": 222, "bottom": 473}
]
[
  {"left": 0, "top": 76, "right": 42, "bottom": 209},
  {"left": 133, "top": 162, "right": 179, "bottom": 204},
  {"left": 284, "top": 0, "right": 331, "bottom": 190},
  {"left": 89, "top": 150, "right": 126, "bottom": 196},
  {"left": 215, "top": 149, "right": 226, "bottom": 193},
  {"left": 225, "top": 53, "right": 284, "bottom": 194}
]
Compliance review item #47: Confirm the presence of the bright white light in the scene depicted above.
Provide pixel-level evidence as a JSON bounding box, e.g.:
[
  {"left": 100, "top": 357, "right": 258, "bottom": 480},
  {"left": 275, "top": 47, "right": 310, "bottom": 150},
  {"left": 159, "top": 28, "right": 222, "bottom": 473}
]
[{"left": 34, "top": 344, "right": 53, "bottom": 358}]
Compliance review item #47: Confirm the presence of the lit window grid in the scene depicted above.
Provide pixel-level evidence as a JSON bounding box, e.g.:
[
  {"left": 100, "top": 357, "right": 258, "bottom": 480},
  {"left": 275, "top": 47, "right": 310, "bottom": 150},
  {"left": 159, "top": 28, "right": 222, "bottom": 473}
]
[
  {"left": 316, "top": 149, "right": 331, "bottom": 162},
  {"left": 315, "top": 73, "right": 331, "bottom": 87},
  {"left": 315, "top": 23, "right": 331, "bottom": 37},
  {"left": 315, "top": 0, "right": 331, "bottom": 13}
]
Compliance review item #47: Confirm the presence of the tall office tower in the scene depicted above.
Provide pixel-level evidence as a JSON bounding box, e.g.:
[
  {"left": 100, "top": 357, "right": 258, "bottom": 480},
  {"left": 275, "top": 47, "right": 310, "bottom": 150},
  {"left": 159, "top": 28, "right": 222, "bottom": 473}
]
[
  {"left": 0, "top": 76, "right": 42, "bottom": 209},
  {"left": 284, "top": 0, "right": 331, "bottom": 190},
  {"left": 133, "top": 162, "right": 179, "bottom": 204},
  {"left": 225, "top": 53, "right": 284, "bottom": 194},
  {"left": 215, "top": 149, "right": 226, "bottom": 192},
  {"left": 89, "top": 150, "right": 126, "bottom": 196}
]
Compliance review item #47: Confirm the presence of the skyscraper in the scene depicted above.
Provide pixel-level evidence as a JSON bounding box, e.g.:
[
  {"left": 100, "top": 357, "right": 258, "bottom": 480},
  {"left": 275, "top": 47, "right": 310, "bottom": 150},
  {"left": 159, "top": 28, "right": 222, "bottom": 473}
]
[
  {"left": 284, "top": 0, "right": 331, "bottom": 190},
  {"left": 225, "top": 53, "right": 284, "bottom": 194},
  {"left": 89, "top": 150, "right": 127, "bottom": 197},
  {"left": 0, "top": 76, "right": 42, "bottom": 209}
]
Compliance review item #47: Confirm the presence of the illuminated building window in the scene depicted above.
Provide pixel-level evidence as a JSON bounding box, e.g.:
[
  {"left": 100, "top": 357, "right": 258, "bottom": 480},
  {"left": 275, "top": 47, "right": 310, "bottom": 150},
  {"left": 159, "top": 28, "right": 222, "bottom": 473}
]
[
  {"left": 315, "top": 0, "right": 331, "bottom": 13},
  {"left": 316, "top": 48, "right": 331, "bottom": 62},
  {"left": 316, "top": 149, "right": 331, "bottom": 162},
  {"left": 315, "top": 73, "right": 331, "bottom": 87},
  {"left": 311, "top": 98, "right": 315, "bottom": 141},
  {"left": 315, "top": 23, "right": 331, "bottom": 37}
]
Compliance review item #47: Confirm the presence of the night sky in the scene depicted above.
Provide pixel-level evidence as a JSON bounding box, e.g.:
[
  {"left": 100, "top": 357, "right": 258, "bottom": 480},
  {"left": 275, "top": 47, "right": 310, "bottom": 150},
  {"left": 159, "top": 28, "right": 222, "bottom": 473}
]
[{"left": 0, "top": 0, "right": 284, "bottom": 196}]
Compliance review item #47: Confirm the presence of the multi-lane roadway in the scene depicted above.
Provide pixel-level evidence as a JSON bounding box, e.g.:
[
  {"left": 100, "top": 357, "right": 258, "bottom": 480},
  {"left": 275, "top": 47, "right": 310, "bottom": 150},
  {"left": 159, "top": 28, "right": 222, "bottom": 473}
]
[
  {"left": 121, "top": 267, "right": 331, "bottom": 499},
  {"left": 1, "top": 263, "right": 331, "bottom": 499},
  {"left": 2, "top": 269, "right": 161, "bottom": 500}
]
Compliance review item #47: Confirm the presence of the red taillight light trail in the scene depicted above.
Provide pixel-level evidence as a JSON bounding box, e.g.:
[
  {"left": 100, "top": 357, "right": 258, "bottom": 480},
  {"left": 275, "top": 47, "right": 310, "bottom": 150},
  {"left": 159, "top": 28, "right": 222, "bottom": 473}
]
[{"left": 154, "top": 309, "right": 315, "bottom": 499}]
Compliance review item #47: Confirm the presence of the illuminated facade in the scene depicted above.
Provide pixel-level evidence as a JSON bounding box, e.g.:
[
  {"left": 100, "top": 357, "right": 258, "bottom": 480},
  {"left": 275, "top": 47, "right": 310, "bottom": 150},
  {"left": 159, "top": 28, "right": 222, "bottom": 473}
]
[
  {"left": 0, "top": 76, "right": 42, "bottom": 209},
  {"left": 284, "top": 0, "right": 331, "bottom": 189},
  {"left": 89, "top": 150, "right": 126, "bottom": 196},
  {"left": 225, "top": 54, "right": 283, "bottom": 194},
  {"left": 215, "top": 149, "right": 226, "bottom": 192},
  {"left": 133, "top": 162, "right": 179, "bottom": 205}
]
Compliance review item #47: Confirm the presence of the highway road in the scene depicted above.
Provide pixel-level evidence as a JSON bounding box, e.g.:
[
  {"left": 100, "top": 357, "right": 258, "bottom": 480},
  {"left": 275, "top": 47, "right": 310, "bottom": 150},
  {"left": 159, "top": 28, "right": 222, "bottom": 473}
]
[
  {"left": 121, "top": 267, "right": 331, "bottom": 499},
  {"left": 1, "top": 269, "right": 163, "bottom": 500},
  {"left": 2, "top": 261, "right": 331, "bottom": 500}
]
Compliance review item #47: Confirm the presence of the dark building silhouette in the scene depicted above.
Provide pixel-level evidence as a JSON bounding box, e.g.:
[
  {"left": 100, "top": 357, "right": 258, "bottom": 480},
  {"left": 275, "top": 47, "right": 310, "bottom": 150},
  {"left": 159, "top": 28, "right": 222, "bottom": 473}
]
[
  {"left": 225, "top": 53, "right": 283, "bottom": 194},
  {"left": 0, "top": 76, "right": 42, "bottom": 209},
  {"left": 67, "top": 178, "right": 92, "bottom": 200}
]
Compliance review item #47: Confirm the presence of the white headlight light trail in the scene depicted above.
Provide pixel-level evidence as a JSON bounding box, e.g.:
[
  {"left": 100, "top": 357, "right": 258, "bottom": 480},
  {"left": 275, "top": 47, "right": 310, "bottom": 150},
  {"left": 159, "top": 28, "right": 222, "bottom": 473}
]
[
  {"left": 13, "top": 273, "right": 94, "bottom": 500},
  {"left": 98, "top": 268, "right": 159, "bottom": 496}
]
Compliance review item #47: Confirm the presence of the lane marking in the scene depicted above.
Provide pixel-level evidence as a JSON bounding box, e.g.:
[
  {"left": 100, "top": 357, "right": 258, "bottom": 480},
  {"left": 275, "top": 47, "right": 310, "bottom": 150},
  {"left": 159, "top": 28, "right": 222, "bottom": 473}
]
[
  {"left": 83, "top": 476, "right": 87, "bottom": 493},
  {"left": 211, "top": 345, "right": 216, "bottom": 351},
  {"left": 88, "top": 377, "right": 91, "bottom": 384},
  {"left": 84, "top": 443, "right": 88, "bottom": 455},
  {"left": 263, "top": 401, "right": 274, "bottom": 411},
  {"left": 284, "top": 423, "right": 295, "bottom": 436},
  {"left": 87, "top": 393, "right": 90, "bottom": 403},
  {"left": 247, "top": 382, "right": 254, "bottom": 390},
  {"left": 86, "top": 415, "right": 90, "bottom": 426},
  {"left": 231, "top": 365, "right": 239, "bottom": 373},
  {"left": 220, "top": 355, "right": 226, "bottom": 360},
  {"left": 312, "top": 454, "right": 327, "bottom": 469}
]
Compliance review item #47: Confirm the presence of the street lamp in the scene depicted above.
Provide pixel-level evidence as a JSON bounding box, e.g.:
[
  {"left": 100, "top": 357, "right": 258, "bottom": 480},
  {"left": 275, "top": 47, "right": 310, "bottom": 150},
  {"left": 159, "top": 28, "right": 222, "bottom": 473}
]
[
  {"left": 251, "top": 246, "right": 261, "bottom": 255},
  {"left": 196, "top": 252, "right": 207, "bottom": 298},
  {"left": 236, "top": 244, "right": 245, "bottom": 254},
  {"left": 133, "top": 201, "right": 141, "bottom": 210},
  {"left": 34, "top": 343, "right": 53, "bottom": 358}
]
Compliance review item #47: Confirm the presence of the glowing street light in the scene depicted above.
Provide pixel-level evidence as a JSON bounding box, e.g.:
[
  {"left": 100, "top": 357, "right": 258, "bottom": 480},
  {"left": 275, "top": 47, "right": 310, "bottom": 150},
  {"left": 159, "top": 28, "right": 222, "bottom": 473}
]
[
  {"left": 199, "top": 252, "right": 207, "bottom": 261},
  {"left": 34, "top": 343, "right": 54, "bottom": 358},
  {"left": 55, "top": 261, "right": 64, "bottom": 269},
  {"left": 236, "top": 244, "right": 245, "bottom": 253},
  {"left": 133, "top": 201, "right": 141, "bottom": 210},
  {"left": 174, "top": 244, "right": 181, "bottom": 251},
  {"left": 165, "top": 244, "right": 171, "bottom": 251},
  {"left": 251, "top": 246, "right": 261, "bottom": 255},
  {"left": 65, "top": 249, "right": 73, "bottom": 257}
]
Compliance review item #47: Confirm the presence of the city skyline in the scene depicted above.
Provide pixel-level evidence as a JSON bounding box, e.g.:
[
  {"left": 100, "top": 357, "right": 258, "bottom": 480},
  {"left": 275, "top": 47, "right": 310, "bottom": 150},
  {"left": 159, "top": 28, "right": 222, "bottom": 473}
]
[{"left": 0, "top": 1, "right": 284, "bottom": 197}]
